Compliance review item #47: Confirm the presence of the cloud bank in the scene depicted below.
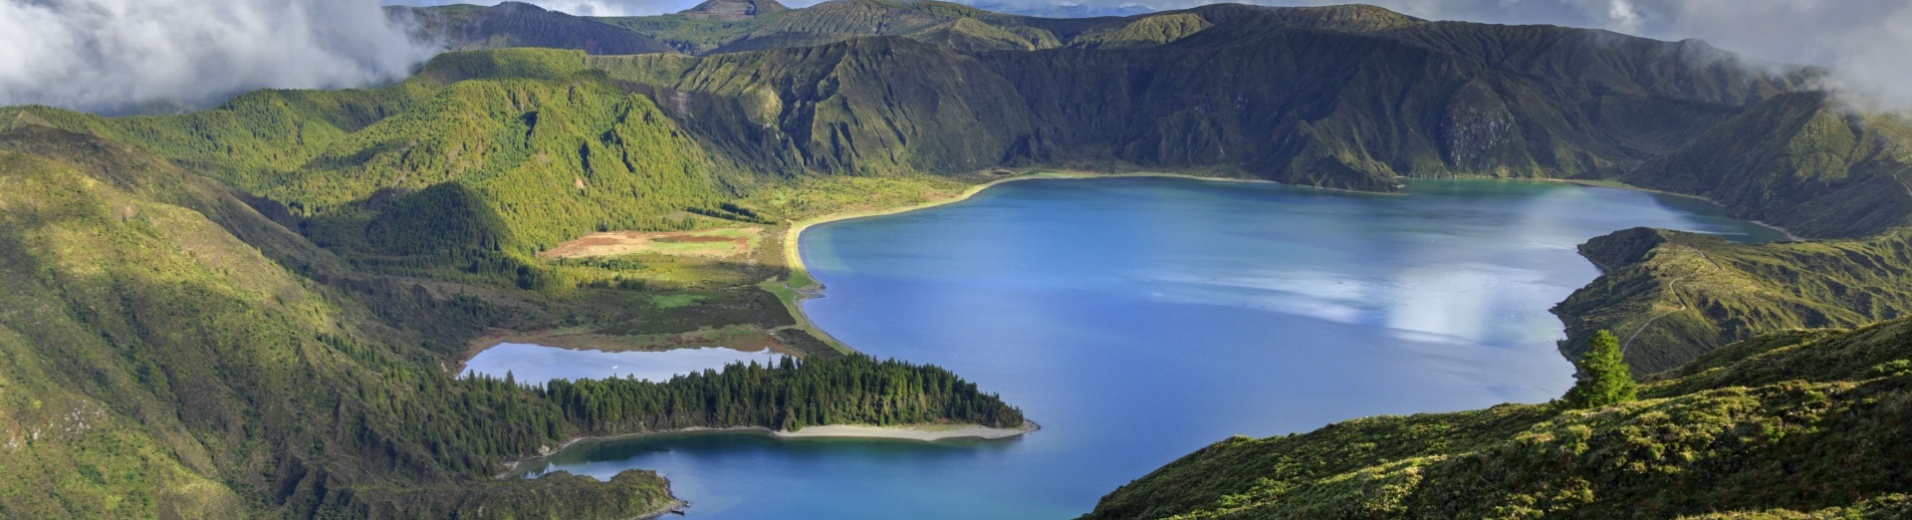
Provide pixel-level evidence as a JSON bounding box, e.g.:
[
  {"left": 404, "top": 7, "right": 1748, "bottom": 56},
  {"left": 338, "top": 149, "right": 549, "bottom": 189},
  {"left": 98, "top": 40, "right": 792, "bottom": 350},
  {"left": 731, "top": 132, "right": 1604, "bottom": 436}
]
[{"left": 0, "top": 0, "right": 437, "bottom": 115}]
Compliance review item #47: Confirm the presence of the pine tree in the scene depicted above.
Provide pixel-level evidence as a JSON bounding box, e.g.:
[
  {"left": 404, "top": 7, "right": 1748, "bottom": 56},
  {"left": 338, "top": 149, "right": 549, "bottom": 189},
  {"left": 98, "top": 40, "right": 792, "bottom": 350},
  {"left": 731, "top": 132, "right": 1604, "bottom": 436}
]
[{"left": 1564, "top": 330, "right": 1637, "bottom": 409}]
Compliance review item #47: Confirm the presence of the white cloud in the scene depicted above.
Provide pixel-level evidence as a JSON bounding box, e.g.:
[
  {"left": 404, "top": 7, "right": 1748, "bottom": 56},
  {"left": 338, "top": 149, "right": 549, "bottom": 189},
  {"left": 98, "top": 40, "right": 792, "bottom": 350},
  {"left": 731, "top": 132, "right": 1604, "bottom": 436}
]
[
  {"left": 0, "top": 0, "right": 438, "bottom": 114},
  {"left": 1602, "top": 0, "right": 1642, "bottom": 34}
]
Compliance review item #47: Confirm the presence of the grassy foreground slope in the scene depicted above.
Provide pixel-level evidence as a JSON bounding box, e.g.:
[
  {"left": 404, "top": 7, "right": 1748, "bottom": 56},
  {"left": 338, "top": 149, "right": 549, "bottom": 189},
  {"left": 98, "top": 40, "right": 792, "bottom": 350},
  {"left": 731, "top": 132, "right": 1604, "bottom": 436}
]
[{"left": 1083, "top": 319, "right": 1912, "bottom": 519}]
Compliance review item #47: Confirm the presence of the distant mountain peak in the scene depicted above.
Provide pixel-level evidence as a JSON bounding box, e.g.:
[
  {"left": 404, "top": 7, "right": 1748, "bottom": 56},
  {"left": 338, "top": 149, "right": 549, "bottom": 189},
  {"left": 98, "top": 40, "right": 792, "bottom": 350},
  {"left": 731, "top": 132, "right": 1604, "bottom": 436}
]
[
  {"left": 432, "top": 0, "right": 677, "bottom": 55},
  {"left": 1246, "top": 3, "right": 1426, "bottom": 33},
  {"left": 488, "top": 1, "right": 549, "bottom": 14},
  {"left": 680, "top": 0, "right": 790, "bottom": 21}
]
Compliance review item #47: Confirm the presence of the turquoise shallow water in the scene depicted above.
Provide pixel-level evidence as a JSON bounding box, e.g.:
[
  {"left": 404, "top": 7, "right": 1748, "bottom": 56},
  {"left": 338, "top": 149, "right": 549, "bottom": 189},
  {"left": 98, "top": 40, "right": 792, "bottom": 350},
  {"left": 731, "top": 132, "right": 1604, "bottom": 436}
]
[{"left": 515, "top": 177, "right": 1782, "bottom": 519}]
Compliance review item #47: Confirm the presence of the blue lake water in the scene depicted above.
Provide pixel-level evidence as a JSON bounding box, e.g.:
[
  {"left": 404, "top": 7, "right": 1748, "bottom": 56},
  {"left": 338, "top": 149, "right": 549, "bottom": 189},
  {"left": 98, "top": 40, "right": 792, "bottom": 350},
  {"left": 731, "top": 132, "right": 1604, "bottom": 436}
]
[{"left": 515, "top": 177, "right": 1783, "bottom": 519}]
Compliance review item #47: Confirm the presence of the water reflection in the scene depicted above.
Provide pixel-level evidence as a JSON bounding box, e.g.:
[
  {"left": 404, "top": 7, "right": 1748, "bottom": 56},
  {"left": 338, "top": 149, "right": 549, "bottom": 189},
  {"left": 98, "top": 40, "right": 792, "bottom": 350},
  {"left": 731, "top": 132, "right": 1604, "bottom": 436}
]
[{"left": 461, "top": 343, "right": 788, "bottom": 384}]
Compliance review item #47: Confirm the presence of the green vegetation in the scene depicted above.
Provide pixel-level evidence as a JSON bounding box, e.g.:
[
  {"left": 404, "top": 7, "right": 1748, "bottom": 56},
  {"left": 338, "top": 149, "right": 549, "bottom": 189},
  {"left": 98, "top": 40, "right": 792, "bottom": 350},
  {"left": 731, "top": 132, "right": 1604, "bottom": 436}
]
[
  {"left": 0, "top": 116, "right": 1010, "bottom": 517},
  {"left": 1563, "top": 331, "right": 1637, "bottom": 409},
  {"left": 1555, "top": 228, "right": 1912, "bottom": 375},
  {"left": 0, "top": 128, "right": 655, "bottom": 517},
  {"left": 1082, "top": 318, "right": 1912, "bottom": 519},
  {"left": 741, "top": 175, "right": 970, "bottom": 222},
  {"left": 649, "top": 293, "right": 706, "bottom": 309},
  {"left": 542, "top": 355, "right": 1025, "bottom": 433},
  {"left": 1071, "top": 13, "right": 1214, "bottom": 49},
  {"left": 1620, "top": 92, "right": 1912, "bottom": 238}
]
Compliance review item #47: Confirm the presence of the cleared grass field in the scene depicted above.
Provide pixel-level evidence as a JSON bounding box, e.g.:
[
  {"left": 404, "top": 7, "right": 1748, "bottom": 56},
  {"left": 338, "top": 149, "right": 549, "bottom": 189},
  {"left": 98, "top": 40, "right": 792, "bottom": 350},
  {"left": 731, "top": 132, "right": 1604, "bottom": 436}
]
[{"left": 541, "top": 227, "right": 762, "bottom": 259}]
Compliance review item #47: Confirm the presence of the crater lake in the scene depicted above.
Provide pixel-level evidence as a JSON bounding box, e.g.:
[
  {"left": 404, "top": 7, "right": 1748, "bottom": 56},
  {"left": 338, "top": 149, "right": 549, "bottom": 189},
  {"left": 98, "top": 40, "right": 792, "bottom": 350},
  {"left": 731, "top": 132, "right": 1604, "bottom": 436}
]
[{"left": 513, "top": 177, "right": 1785, "bottom": 519}]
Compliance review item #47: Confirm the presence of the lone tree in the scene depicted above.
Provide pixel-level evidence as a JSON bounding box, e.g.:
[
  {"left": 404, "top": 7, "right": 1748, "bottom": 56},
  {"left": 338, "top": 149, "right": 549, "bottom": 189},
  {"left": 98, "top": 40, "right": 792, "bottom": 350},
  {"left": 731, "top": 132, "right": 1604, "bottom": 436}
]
[{"left": 1564, "top": 330, "right": 1637, "bottom": 409}]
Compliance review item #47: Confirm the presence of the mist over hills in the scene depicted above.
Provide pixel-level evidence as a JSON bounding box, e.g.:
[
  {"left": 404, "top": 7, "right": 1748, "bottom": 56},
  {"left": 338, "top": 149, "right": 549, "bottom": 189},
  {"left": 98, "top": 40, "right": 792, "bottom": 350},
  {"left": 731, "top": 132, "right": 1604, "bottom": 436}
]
[{"left": 1, "top": 0, "right": 1911, "bottom": 517}]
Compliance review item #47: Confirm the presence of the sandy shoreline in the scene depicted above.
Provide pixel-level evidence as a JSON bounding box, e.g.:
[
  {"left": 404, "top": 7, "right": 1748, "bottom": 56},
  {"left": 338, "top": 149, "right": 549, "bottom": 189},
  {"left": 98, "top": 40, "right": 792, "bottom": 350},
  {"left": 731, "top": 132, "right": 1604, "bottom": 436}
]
[
  {"left": 587, "top": 421, "right": 1037, "bottom": 447},
  {"left": 762, "top": 170, "right": 1265, "bottom": 354},
  {"left": 770, "top": 422, "right": 1038, "bottom": 441},
  {"left": 779, "top": 171, "right": 1267, "bottom": 279}
]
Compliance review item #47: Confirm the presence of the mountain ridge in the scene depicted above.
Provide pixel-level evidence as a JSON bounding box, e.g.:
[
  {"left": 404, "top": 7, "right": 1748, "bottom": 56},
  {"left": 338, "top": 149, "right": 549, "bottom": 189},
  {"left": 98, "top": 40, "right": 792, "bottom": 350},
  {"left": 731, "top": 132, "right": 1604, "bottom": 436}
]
[{"left": 405, "top": 1, "right": 680, "bottom": 55}]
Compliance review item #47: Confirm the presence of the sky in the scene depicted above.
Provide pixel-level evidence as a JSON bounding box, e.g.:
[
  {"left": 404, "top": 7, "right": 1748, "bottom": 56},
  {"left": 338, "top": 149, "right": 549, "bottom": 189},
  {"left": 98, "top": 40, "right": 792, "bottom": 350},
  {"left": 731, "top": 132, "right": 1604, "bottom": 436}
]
[{"left": 1, "top": 0, "right": 1907, "bottom": 113}]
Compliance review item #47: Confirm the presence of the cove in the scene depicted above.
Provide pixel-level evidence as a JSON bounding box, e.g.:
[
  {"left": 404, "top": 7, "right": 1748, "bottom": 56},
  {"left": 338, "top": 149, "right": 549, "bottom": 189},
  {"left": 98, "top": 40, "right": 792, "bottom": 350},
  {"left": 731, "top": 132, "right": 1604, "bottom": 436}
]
[{"left": 518, "top": 177, "right": 1784, "bottom": 519}]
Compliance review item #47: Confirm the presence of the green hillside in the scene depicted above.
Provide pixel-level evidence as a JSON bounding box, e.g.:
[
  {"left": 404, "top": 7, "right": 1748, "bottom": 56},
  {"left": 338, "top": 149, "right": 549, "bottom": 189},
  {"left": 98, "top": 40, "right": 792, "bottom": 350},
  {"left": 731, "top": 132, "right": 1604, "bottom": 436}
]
[
  {"left": 1082, "top": 319, "right": 1912, "bottom": 519},
  {"left": 0, "top": 122, "right": 1021, "bottom": 517},
  {"left": 1554, "top": 228, "right": 1912, "bottom": 376},
  {"left": 1621, "top": 92, "right": 1912, "bottom": 238},
  {"left": 0, "top": 125, "right": 658, "bottom": 517},
  {"left": 635, "top": 0, "right": 1076, "bottom": 54}
]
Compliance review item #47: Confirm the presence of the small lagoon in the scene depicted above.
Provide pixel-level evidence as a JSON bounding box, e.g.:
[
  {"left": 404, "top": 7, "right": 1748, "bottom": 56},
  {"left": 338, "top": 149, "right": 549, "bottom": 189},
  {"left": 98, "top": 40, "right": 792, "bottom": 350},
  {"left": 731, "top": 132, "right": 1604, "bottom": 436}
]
[
  {"left": 520, "top": 177, "right": 1782, "bottom": 519},
  {"left": 462, "top": 343, "right": 789, "bottom": 384}
]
